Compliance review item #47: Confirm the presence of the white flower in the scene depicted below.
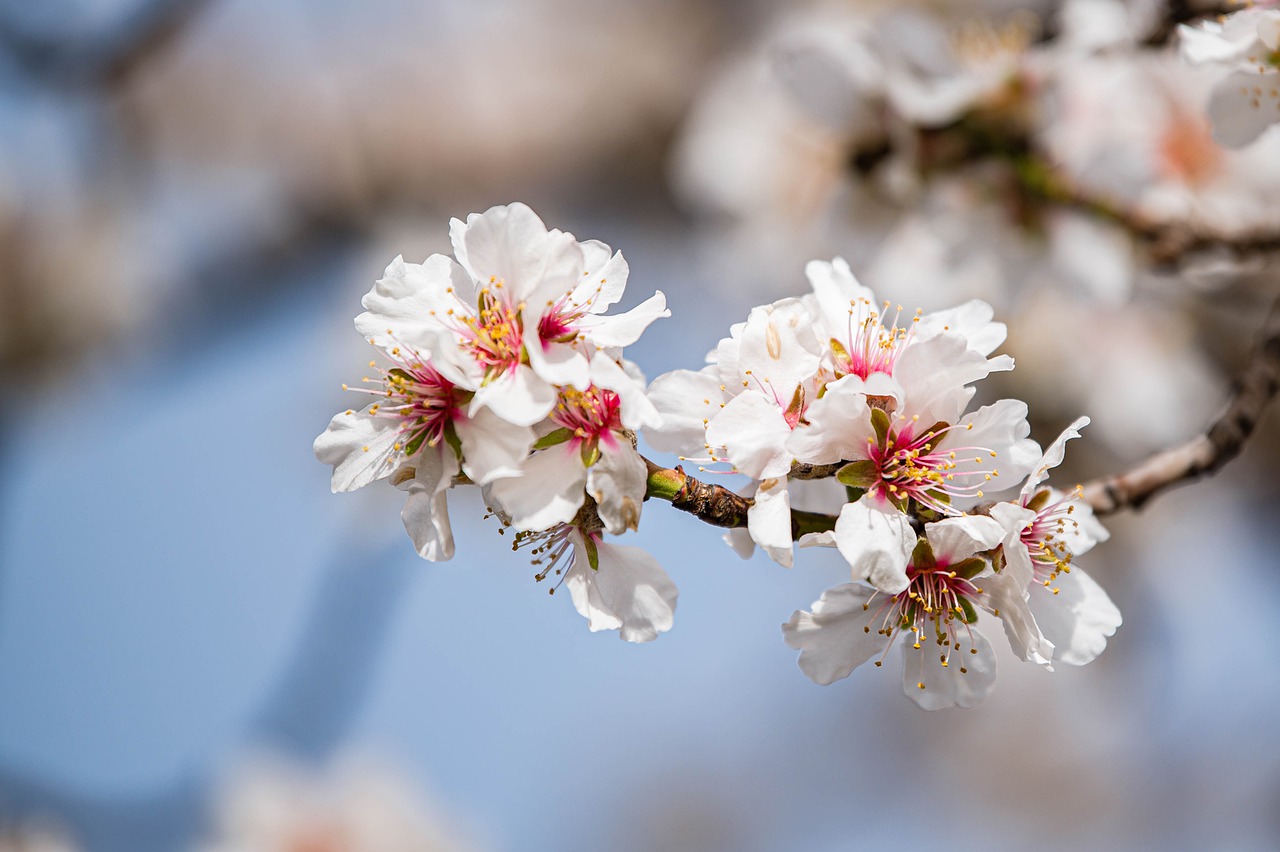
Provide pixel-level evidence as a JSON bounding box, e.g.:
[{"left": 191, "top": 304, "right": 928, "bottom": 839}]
[
  {"left": 783, "top": 514, "right": 1013, "bottom": 710},
  {"left": 990, "top": 417, "right": 1122, "bottom": 666},
  {"left": 646, "top": 298, "right": 821, "bottom": 567},
  {"left": 313, "top": 336, "right": 534, "bottom": 562},
  {"left": 1180, "top": 7, "right": 1280, "bottom": 146},
  {"left": 513, "top": 522, "right": 678, "bottom": 643},
  {"left": 801, "top": 257, "right": 1011, "bottom": 394},
  {"left": 487, "top": 353, "right": 659, "bottom": 535},
  {"left": 356, "top": 203, "right": 668, "bottom": 427},
  {"left": 198, "top": 754, "right": 482, "bottom": 852}
]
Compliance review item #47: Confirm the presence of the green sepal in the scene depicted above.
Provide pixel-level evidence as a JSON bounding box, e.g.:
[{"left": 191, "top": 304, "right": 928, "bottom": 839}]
[
  {"left": 533, "top": 427, "right": 576, "bottom": 450},
  {"left": 844, "top": 486, "right": 866, "bottom": 503},
  {"left": 580, "top": 440, "right": 601, "bottom": 468},
  {"left": 387, "top": 367, "right": 413, "bottom": 383},
  {"left": 583, "top": 535, "right": 600, "bottom": 571},
  {"left": 403, "top": 429, "right": 427, "bottom": 458},
  {"left": 871, "top": 407, "right": 892, "bottom": 446},
  {"left": 443, "top": 420, "right": 463, "bottom": 461},
  {"left": 957, "top": 596, "right": 979, "bottom": 624},
  {"left": 836, "top": 460, "right": 879, "bottom": 489},
  {"left": 950, "top": 557, "right": 987, "bottom": 581},
  {"left": 1025, "top": 488, "right": 1052, "bottom": 513},
  {"left": 911, "top": 537, "right": 936, "bottom": 570},
  {"left": 917, "top": 422, "right": 952, "bottom": 452}
]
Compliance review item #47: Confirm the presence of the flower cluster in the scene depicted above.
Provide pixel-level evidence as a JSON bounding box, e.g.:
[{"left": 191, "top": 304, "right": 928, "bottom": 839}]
[
  {"left": 314, "top": 203, "right": 676, "bottom": 642},
  {"left": 316, "top": 204, "right": 1122, "bottom": 708},
  {"left": 1180, "top": 2, "right": 1280, "bottom": 147},
  {"left": 647, "top": 260, "right": 1120, "bottom": 709}
]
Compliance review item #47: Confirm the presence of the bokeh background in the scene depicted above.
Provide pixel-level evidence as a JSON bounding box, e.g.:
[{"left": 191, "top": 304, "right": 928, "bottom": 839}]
[{"left": 2, "top": 0, "right": 1279, "bottom": 849}]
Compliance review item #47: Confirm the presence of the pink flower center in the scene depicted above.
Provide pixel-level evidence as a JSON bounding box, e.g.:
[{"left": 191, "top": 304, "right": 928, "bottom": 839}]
[
  {"left": 1021, "top": 488, "right": 1084, "bottom": 593},
  {"left": 832, "top": 299, "right": 920, "bottom": 381},
  {"left": 348, "top": 345, "right": 466, "bottom": 457},
  {"left": 866, "top": 419, "right": 1000, "bottom": 514},
  {"left": 552, "top": 385, "right": 624, "bottom": 451},
  {"left": 862, "top": 558, "right": 985, "bottom": 677},
  {"left": 456, "top": 284, "right": 525, "bottom": 380}
]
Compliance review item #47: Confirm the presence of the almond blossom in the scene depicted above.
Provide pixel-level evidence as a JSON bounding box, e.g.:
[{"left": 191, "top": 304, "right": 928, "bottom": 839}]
[
  {"left": 356, "top": 203, "right": 668, "bottom": 427},
  {"left": 647, "top": 297, "right": 822, "bottom": 567},
  {"left": 510, "top": 518, "right": 678, "bottom": 643},
  {"left": 487, "top": 352, "right": 659, "bottom": 535},
  {"left": 316, "top": 203, "right": 668, "bottom": 567},
  {"left": 989, "top": 417, "right": 1122, "bottom": 667},
  {"left": 1180, "top": 4, "right": 1280, "bottom": 146},
  {"left": 783, "top": 514, "right": 1019, "bottom": 710}
]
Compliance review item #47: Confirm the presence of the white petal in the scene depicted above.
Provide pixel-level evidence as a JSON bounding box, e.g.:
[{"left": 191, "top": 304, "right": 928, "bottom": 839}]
[
  {"left": 469, "top": 363, "right": 556, "bottom": 427},
  {"left": 1207, "top": 71, "right": 1280, "bottom": 148},
  {"left": 587, "top": 442, "right": 648, "bottom": 534},
  {"left": 734, "top": 298, "right": 821, "bottom": 396},
  {"left": 1178, "top": 21, "right": 1253, "bottom": 65},
  {"left": 724, "top": 527, "right": 756, "bottom": 559},
  {"left": 589, "top": 354, "right": 661, "bottom": 431},
  {"left": 1029, "top": 566, "right": 1121, "bottom": 666},
  {"left": 706, "top": 393, "right": 793, "bottom": 479},
  {"left": 901, "top": 626, "right": 998, "bottom": 710},
  {"left": 449, "top": 203, "right": 583, "bottom": 304},
  {"left": 355, "top": 255, "right": 470, "bottom": 349},
  {"left": 925, "top": 515, "right": 1006, "bottom": 564},
  {"left": 313, "top": 406, "right": 404, "bottom": 492},
  {"left": 643, "top": 368, "right": 722, "bottom": 456},
  {"left": 893, "top": 333, "right": 1005, "bottom": 423},
  {"left": 984, "top": 557, "right": 1054, "bottom": 668},
  {"left": 787, "top": 375, "right": 877, "bottom": 465},
  {"left": 1261, "top": 12, "right": 1280, "bottom": 51},
  {"left": 569, "top": 242, "right": 628, "bottom": 310},
  {"left": 833, "top": 497, "right": 917, "bottom": 595},
  {"left": 486, "top": 445, "right": 586, "bottom": 531},
  {"left": 399, "top": 448, "right": 460, "bottom": 562},
  {"left": 804, "top": 257, "right": 874, "bottom": 324},
  {"left": 915, "top": 299, "right": 1006, "bottom": 356},
  {"left": 455, "top": 407, "right": 535, "bottom": 486},
  {"left": 525, "top": 337, "right": 590, "bottom": 389},
  {"left": 783, "top": 584, "right": 887, "bottom": 685},
  {"left": 566, "top": 536, "right": 678, "bottom": 643},
  {"left": 946, "top": 399, "right": 1041, "bottom": 496},
  {"left": 577, "top": 291, "right": 670, "bottom": 348},
  {"left": 1021, "top": 416, "right": 1090, "bottom": 503},
  {"left": 748, "top": 477, "right": 793, "bottom": 568}
]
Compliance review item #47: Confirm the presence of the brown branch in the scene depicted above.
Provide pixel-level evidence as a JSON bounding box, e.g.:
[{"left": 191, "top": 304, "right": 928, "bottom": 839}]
[
  {"left": 1081, "top": 297, "right": 1280, "bottom": 515},
  {"left": 643, "top": 459, "right": 838, "bottom": 539}
]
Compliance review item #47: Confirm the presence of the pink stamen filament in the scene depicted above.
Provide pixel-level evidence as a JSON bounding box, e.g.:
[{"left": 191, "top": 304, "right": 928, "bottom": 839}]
[
  {"left": 866, "top": 420, "right": 998, "bottom": 514},
  {"left": 836, "top": 299, "right": 921, "bottom": 380},
  {"left": 862, "top": 560, "right": 983, "bottom": 672}
]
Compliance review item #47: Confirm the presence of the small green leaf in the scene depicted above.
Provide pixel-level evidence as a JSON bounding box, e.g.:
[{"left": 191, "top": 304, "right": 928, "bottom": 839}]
[
  {"left": 1026, "top": 488, "right": 1051, "bottom": 512},
  {"left": 911, "top": 537, "right": 936, "bottom": 569},
  {"left": 403, "top": 429, "right": 427, "bottom": 457},
  {"left": 580, "top": 440, "right": 601, "bottom": 468},
  {"left": 871, "top": 407, "right": 892, "bottom": 446},
  {"left": 583, "top": 535, "right": 600, "bottom": 571},
  {"left": 836, "top": 460, "right": 879, "bottom": 489},
  {"left": 844, "top": 486, "right": 866, "bottom": 503},
  {"left": 533, "top": 427, "right": 575, "bottom": 450},
  {"left": 917, "top": 422, "right": 952, "bottom": 452},
  {"left": 950, "top": 557, "right": 987, "bottom": 580},
  {"left": 958, "top": 596, "right": 979, "bottom": 624},
  {"left": 443, "top": 421, "right": 463, "bottom": 460}
]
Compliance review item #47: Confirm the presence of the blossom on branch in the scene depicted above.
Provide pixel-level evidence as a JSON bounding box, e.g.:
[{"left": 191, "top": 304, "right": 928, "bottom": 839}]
[{"left": 1180, "top": 5, "right": 1280, "bottom": 146}]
